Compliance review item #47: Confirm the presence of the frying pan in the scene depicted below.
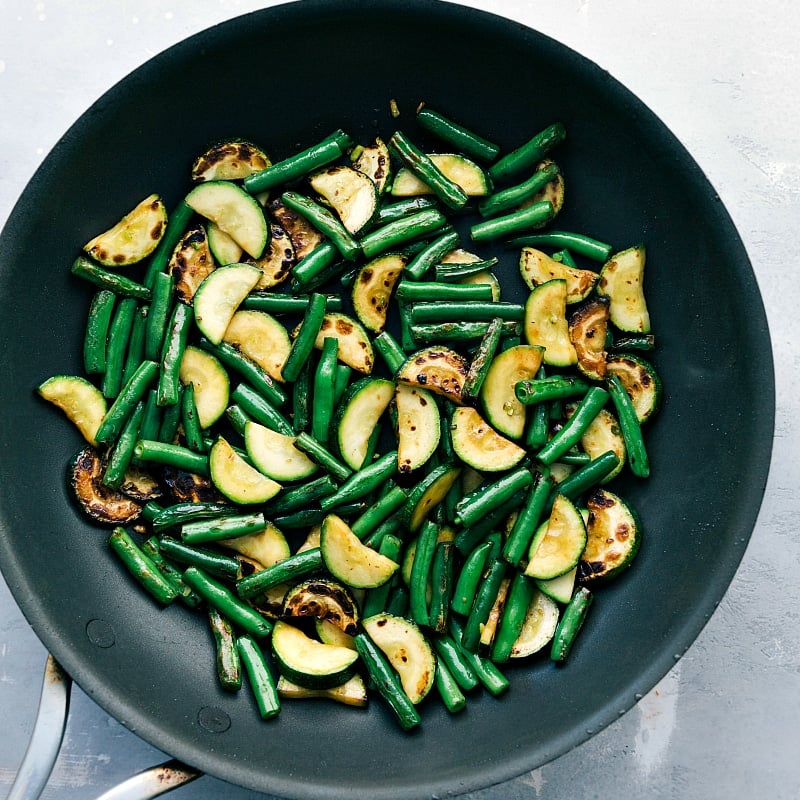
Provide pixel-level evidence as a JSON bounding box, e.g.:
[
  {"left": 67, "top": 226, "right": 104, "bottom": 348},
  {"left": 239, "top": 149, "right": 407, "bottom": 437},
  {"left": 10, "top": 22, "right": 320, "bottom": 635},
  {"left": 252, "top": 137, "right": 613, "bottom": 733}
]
[{"left": 0, "top": 1, "right": 774, "bottom": 798}]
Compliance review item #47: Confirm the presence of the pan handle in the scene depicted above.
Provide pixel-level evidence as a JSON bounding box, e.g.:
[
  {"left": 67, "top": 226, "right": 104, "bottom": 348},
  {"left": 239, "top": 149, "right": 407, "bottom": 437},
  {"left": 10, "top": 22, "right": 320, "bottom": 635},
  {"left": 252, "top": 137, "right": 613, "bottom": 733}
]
[
  {"left": 9, "top": 653, "right": 203, "bottom": 800},
  {"left": 7, "top": 654, "right": 71, "bottom": 800}
]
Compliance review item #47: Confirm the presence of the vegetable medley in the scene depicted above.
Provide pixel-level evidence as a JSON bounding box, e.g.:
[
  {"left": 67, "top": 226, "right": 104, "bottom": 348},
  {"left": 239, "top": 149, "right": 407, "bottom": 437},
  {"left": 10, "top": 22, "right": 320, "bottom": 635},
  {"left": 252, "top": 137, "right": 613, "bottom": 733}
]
[{"left": 37, "top": 101, "right": 662, "bottom": 730}]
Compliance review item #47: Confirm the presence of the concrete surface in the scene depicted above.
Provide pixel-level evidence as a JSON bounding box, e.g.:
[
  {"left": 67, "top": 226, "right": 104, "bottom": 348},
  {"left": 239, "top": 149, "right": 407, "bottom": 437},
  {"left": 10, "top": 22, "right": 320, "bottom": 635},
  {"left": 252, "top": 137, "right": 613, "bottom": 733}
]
[{"left": 0, "top": 1, "right": 798, "bottom": 798}]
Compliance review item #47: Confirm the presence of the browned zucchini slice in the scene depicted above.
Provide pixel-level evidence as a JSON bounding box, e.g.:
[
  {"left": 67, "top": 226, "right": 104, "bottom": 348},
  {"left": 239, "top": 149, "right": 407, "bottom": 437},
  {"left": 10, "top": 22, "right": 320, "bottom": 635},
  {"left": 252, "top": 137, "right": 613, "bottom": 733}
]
[
  {"left": 248, "top": 221, "right": 295, "bottom": 289},
  {"left": 168, "top": 222, "right": 216, "bottom": 304},
  {"left": 569, "top": 296, "right": 610, "bottom": 380},
  {"left": 160, "top": 466, "right": 225, "bottom": 504},
  {"left": 268, "top": 198, "right": 324, "bottom": 260},
  {"left": 70, "top": 446, "right": 141, "bottom": 525},
  {"left": 397, "top": 346, "right": 470, "bottom": 404},
  {"left": 597, "top": 244, "right": 651, "bottom": 333},
  {"left": 191, "top": 139, "right": 270, "bottom": 182},
  {"left": 351, "top": 137, "right": 392, "bottom": 194},
  {"left": 310, "top": 313, "right": 375, "bottom": 374},
  {"left": 351, "top": 252, "right": 407, "bottom": 333},
  {"left": 282, "top": 578, "right": 360, "bottom": 636},
  {"left": 519, "top": 246, "right": 598, "bottom": 304}
]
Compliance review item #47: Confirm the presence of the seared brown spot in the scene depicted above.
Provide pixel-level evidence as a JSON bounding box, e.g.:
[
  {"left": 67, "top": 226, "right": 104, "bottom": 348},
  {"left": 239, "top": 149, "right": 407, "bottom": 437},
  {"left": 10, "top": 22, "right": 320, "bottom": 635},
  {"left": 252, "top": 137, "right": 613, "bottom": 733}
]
[
  {"left": 150, "top": 220, "right": 164, "bottom": 240},
  {"left": 335, "top": 318, "right": 354, "bottom": 335},
  {"left": 112, "top": 254, "right": 126, "bottom": 264},
  {"left": 360, "top": 268, "right": 374, "bottom": 284}
]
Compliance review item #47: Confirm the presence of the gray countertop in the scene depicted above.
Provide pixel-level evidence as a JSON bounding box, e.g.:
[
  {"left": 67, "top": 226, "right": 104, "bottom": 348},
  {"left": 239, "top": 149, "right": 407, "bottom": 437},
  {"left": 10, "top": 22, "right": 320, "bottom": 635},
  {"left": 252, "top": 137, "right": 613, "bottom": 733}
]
[{"left": 1, "top": 1, "right": 798, "bottom": 798}]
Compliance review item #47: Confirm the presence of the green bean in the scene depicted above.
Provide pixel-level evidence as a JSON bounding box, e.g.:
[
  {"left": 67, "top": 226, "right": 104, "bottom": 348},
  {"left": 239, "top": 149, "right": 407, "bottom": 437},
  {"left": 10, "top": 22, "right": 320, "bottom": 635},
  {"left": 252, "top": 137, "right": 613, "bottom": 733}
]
[
  {"left": 409, "top": 519, "right": 439, "bottom": 628},
  {"left": 207, "top": 607, "right": 242, "bottom": 691},
  {"left": 608, "top": 333, "right": 656, "bottom": 352},
  {"left": 362, "top": 515, "right": 404, "bottom": 551},
  {"left": 237, "top": 635, "right": 281, "bottom": 719},
  {"left": 198, "top": 338, "right": 286, "bottom": 409},
  {"left": 157, "top": 387, "right": 183, "bottom": 443},
  {"left": 453, "top": 466, "right": 533, "bottom": 528},
  {"left": 311, "top": 336, "right": 338, "bottom": 444},
  {"left": 410, "top": 320, "right": 520, "bottom": 346},
  {"left": 607, "top": 374, "right": 650, "bottom": 478},
  {"left": 151, "top": 501, "right": 237, "bottom": 533},
  {"left": 394, "top": 280, "right": 494, "bottom": 304},
  {"left": 102, "top": 400, "right": 145, "bottom": 489},
  {"left": 122, "top": 305, "right": 148, "bottom": 387},
  {"left": 515, "top": 375, "right": 591, "bottom": 405},
  {"left": 398, "top": 300, "right": 416, "bottom": 352},
  {"left": 353, "top": 632, "right": 421, "bottom": 731},
  {"left": 108, "top": 527, "right": 178, "bottom": 605},
  {"left": 102, "top": 297, "right": 138, "bottom": 399},
  {"left": 374, "top": 196, "right": 439, "bottom": 224},
  {"left": 506, "top": 230, "right": 613, "bottom": 262},
  {"left": 550, "top": 449, "right": 620, "bottom": 503},
  {"left": 228, "top": 384, "right": 291, "bottom": 437},
  {"left": 429, "top": 541, "right": 454, "bottom": 634},
  {"left": 181, "top": 512, "right": 265, "bottom": 545},
  {"left": 409, "top": 301, "right": 523, "bottom": 324},
  {"left": 460, "top": 558, "right": 508, "bottom": 652},
  {"left": 157, "top": 536, "right": 240, "bottom": 581},
  {"left": 361, "top": 533, "right": 403, "bottom": 618},
  {"left": 385, "top": 584, "right": 410, "bottom": 618},
  {"left": 469, "top": 201, "right": 554, "bottom": 243},
  {"left": 83, "top": 290, "right": 116, "bottom": 375},
  {"left": 293, "top": 432, "right": 352, "bottom": 482},
  {"left": 333, "top": 364, "right": 352, "bottom": 406},
  {"left": 140, "top": 536, "right": 202, "bottom": 607},
  {"left": 550, "top": 586, "right": 593, "bottom": 662},
  {"left": 488, "top": 122, "right": 566, "bottom": 183},
  {"left": 95, "top": 359, "right": 159, "bottom": 446},
  {"left": 389, "top": 130, "right": 469, "bottom": 210},
  {"left": 431, "top": 636, "right": 479, "bottom": 692},
  {"left": 359, "top": 208, "right": 448, "bottom": 260},
  {"left": 434, "top": 656, "right": 467, "bottom": 713},
  {"left": 503, "top": 472, "right": 554, "bottom": 567},
  {"left": 536, "top": 386, "right": 609, "bottom": 466},
  {"left": 236, "top": 547, "right": 324, "bottom": 599},
  {"left": 291, "top": 358, "right": 312, "bottom": 433},
  {"left": 272, "top": 502, "right": 364, "bottom": 530},
  {"left": 181, "top": 383, "right": 205, "bottom": 452},
  {"left": 478, "top": 161, "right": 560, "bottom": 218},
  {"left": 372, "top": 331, "right": 404, "bottom": 375},
  {"left": 453, "top": 501, "right": 515, "bottom": 554},
  {"left": 71, "top": 256, "right": 152, "bottom": 301},
  {"left": 243, "top": 130, "right": 352, "bottom": 194},
  {"left": 416, "top": 107, "right": 500, "bottom": 162},
  {"left": 281, "top": 292, "right": 327, "bottom": 383},
  {"left": 433, "top": 257, "right": 499, "bottom": 282},
  {"left": 225, "top": 404, "right": 249, "bottom": 437},
  {"left": 491, "top": 571, "right": 536, "bottom": 663},
  {"left": 290, "top": 244, "right": 347, "bottom": 294},
  {"left": 448, "top": 617, "right": 510, "bottom": 696},
  {"left": 144, "top": 270, "right": 175, "bottom": 361},
  {"left": 241, "top": 290, "right": 343, "bottom": 315},
  {"left": 157, "top": 301, "right": 192, "bottom": 407},
  {"left": 265, "top": 475, "right": 338, "bottom": 515},
  {"left": 451, "top": 538, "right": 494, "bottom": 616},
  {"left": 462, "top": 318, "right": 504, "bottom": 401},
  {"left": 350, "top": 484, "right": 408, "bottom": 540},
  {"left": 133, "top": 439, "right": 209, "bottom": 476},
  {"left": 143, "top": 199, "right": 195, "bottom": 289},
  {"left": 319, "top": 450, "right": 399, "bottom": 511},
  {"left": 282, "top": 191, "right": 361, "bottom": 260},
  {"left": 182, "top": 566, "right": 272, "bottom": 638},
  {"left": 552, "top": 248, "right": 578, "bottom": 268},
  {"left": 403, "top": 229, "right": 460, "bottom": 280}
]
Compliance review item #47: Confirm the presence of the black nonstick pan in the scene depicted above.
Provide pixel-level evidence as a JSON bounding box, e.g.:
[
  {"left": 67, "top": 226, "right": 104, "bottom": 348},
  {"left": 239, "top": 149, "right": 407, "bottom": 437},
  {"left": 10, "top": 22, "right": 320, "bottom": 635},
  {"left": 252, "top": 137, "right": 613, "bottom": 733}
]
[{"left": 0, "top": 1, "right": 774, "bottom": 798}]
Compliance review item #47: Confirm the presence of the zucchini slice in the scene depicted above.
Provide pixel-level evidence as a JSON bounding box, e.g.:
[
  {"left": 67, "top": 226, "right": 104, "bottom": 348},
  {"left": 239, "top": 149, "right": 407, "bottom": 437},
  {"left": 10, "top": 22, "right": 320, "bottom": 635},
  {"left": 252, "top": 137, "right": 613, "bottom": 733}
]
[
  {"left": 209, "top": 436, "right": 281, "bottom": 505},
  {"left": 249, "top": 222, "right": 295, "bottom": 289},
  {"left": 450, "top": 406, "right": 526, "bottom": 472},
  {"left": 479, "top": 344, "right": 544, "bottom": 440},
  {"left": 395, "top": 383, "right": 440, "bottom": 474},
  {"left": 524, "top": 279, "right": 578, "bottom": 367},
  {"left": 509, "top": 590, "right": 560, "bottom": 658},
  {"left": 351, "top": 137, "right": 392, "bottom": 194},
  {"left": 192, "top": 262, "right": 262, "bottom": 345},
  {"left": 315, "top": 618, "right": 356, "bottom": 650},
  {"left": 579, "top": 488, "right": 642, "bottom": 582},
  {"left": 597, "top": 244, "right": 651, "bottom": 333},
  {"left": 178, "top": 345, "right": 230, "bottom": 429},
  {"left": 308, "top": 313, "right": 375, "bottom": 374},
  {"left": 351, "top": 252, "right": 407, "bottom": 333},
  {"left": 206, "top": 221, "right": 243, "bottom": 266},
  {"left": 217, "top": 521, "right": 290, "bottom": 569},
  {"left": 605, "top": 353, "right": 662, "bottom": 423},
  {"left": 396, "top": 346, "right": 470, "bottom": 405},
  {"left": 320, "top": 514, "right": 399, "bottom": 589},
  {"left": 362, "top": 613, "right": 436, "bottom": 704},
  {"left": 169, "top": 223, "right": 216, "bottom": 303},
  {"left": 519, "top": 247, "right": 598, "bottom": 304},
  {"left": 402, "top": 462, "right": 462, "bottom": 533},
  {"left": 222, "top": 309, "right": 291, "bottom": 383},
  {"left": 83, "top": 193, "right": 166, "bottom": 267},
  {"left": 535, "top": 567, "right": 577, "bottom": 605},
  {"left": 185, "top": 181, "right": 268, "bottom": 259},
  {"left": 276, "top": 673, "right": 368, "bottom": 707},
  {"left": 268, "top": 198, "right": 324, "bottom": 261},
  {"left": 525, "top": 494, "right": 587, "bottom": 580},
  {"left": 522, "top": 159, "right": 566, "bottom": 220},
  {"left": 309, "top": 165, "right": 379, "bottom": 233},
  {"left": 37, "top": 375, "right": 107, "bottom": 445},
  {"left": 336, "top": 377, "right": 395, "bottom": 470},
  {"left": 571, "top": 405, "right": 626, "bottom": 483},
  {"left": 191, "top": 139, "right": 270, "bottom": 182},
  {"left": 391, "top": 153, "right": 491, "bottom": 197},
  {"left": 283, "top": 578, "right": 360, "bottom": 636},
  {"left": 244, "top": 420, "right": 318, "bottom": 482},
  {"left": 459, "top": 269, "right": 501, "bottom": 301},
  {"left": 271, "top": 620, "right": 359, "bottom": 690},
  {"left": 70, "top": 445, "right": 141, "bottom": 525},
  {"left": 569, "top": 297, "right": 610, "bottom": 380}
]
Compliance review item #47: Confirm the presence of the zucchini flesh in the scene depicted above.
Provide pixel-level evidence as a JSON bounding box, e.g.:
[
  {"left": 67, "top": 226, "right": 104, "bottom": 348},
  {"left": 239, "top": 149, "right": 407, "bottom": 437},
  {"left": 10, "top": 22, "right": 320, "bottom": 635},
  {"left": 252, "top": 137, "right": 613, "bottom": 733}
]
[
  {"left": 579, "top": 488, "right": 641, "bottom": 581},
  {"left": 519, "top": 246, "right": 598, "bottom": 303},
  {"left": 597, "top": 245, "right": 651, "bottom": 333},
  {"left": 308, "top": 313, "right": 375, "bottom": 374},
  {"left": 397, "top": 346, "right": 470, "bottom": 405},
  {"left": 351, "top": 137, "right": 391, "bottom": 194},
  {"left": 276, "top": 674, "right": 368, "bottom": 707},
  {"left": 309, "top": 165, "right": 379, "bottom": 233},
  {"left": 524, "top": 494, "right": 587, "bottom": 580},
  {"left": 244, "top": 421, "right": 318, "bottom": 482},
  {"left": 283, "top": 578, "right": 360, "bottom": 636},
  {"left": 391, "top": 153, "right": 490, "bottom": 197},
  {"left": 573, "top": 406, "right": 626, "bottom": 483},
  {"left": 395, "top": 383, "right": 440, "bottom": 474},
  {"left": 352, "top": 253, "right": 406, "bottom": 333},
  {"left": 168, "top": 223, "right": 216, "bottom": 303},
  {"left": 178, "top": 345, "right": 230, "bottom": 429},
  {"left": 209, "top": 436, "right": 281, "bottom": 505},
  {"left": 605, "top": 353, "right": 662, "bottom": 423},
  {"left": 217, "top": 522, "right": 290, "bottom": 569},
  {"left": 509, "top": 590, "right": 559, "bottom": 658},
  {"left": 37, "top": 375, "right": 107, "bottom": 445},
  {"left": 403, "top": 463, "right": 462, "bottom": 533},
  {"left": 336, "top": 377, "right": 394, "bottom": 470},
  {"left": 523, "top": 279, "right": 578, "bottom": 367},
  {"left": 206, "top": 221, "right": 244, "bottom": 266},
  {"left": 569, "top": 297, "right": 610, "bottom": 380},
  {"left": 249, "top": 222, "right": 295, "bottom": 289},
  {"left": 191, "top": 139, "right": 270, "bottom": 182},
  {"left": 222, "top": 310, "right": 291, "bottom": 383},
  {"left": 193, "top": 263, "right": 262, "bottom": 345},
  {"left": 450, "top": 406, "right": 526, "bottom": 472}
]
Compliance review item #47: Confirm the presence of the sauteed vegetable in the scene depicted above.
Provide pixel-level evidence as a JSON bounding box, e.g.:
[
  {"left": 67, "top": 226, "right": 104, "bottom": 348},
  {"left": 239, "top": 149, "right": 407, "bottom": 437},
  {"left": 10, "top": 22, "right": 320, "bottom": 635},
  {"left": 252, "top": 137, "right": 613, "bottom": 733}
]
[{"left": 37, "top": 102, "right": 660, "bottom": 731}]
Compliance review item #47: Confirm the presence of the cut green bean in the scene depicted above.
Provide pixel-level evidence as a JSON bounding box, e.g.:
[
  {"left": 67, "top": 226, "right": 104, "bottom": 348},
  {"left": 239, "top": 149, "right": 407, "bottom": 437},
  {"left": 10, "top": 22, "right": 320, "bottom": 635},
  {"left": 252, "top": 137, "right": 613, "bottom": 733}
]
[
  {"left": 311, "top": 336, "right": 338, "bottom": 444},
  {"left": 281, "top": 292, "right": 327, "bottom": 383},
  {"left": 434, "top": 656, "right": 467, "bottom": 713},
  {"left": 550, "top": 449, "right": 620, "bottom": 503},
  {"left": 271, "top": 502, "right": 364, "bottom": 530},
  {"left": 282, "top": 191, "right": 361, "bottom": 260},
  {"left": 362, "top": 515, "right": 403, "bottom": 551},
  {"left": 133, "top": 439, "right": 209, "bottom": 475},
  {"left": 71, "top": 256, "right": 152, "bottom": 301},
  {"left": 102, "top": 400, "right": 145, "bottom": 489},
  {"left": 102, "top": 297, "right": 138, "bottom": 399},
  {"left": 410, "top": 320, "right": 520, "bottom": 346},
  {"left": 478, "top": 161, "right": 560, "bottom": 218},
  {"left": 333, "top": 364, "right": 352, "bottom": 406},
  {"left": 95, "top": 359, "right": 159, "bottom": 446},
  {"left": 515, "top": 375, "right": 591, "bottom": 405},
  {"left": 404, "top": 229, "right": 460, "bottom": 281},
  {"left": 428, "top": 541, "right": 454, "bottom": 634},
  {"left": 449, "top": 617, "right": 510, "bottom": 696},
  {"left": 292, "top": 357, "right": 312, "bottom": 433},
  {"left": 319, "top": 450, "right": 399, "bottom": 511},
  {"left": 431, "top": 636, "right": 479, "bottom": 692},
  {"left": 182, "top": 566, "right": 272, "bottom": 638},
  {"left": 359, "top": 208, "right": 448, "bottom": 260},
  {"left": 553, "top": 249, "right": 578, "bottom": 268},
  {"left": 433, "top": 257, "right": 499, "bottom": 282},
  {"left": 207, "top": 607, "right": 242, "bottom": 691},
  {"left": 229, "top": 383, "right": 293, "bottom": 436},
  {"left": 265, "top": 475, "right": 338, "bottom": 515},
  {"left": 416, "top": 107, "right": 500, "bottom": 162},
  {"left": 409, "top": 519, "right": 439, "bottom": 627},
  {"left": 550, "top": 586, "right": 593, "bottom": 662},
  {"left": 151, "top": 501, "right": 237, "bottom": 533},
  {"left": 144, "top": 270, "right": 175, "bottom": 361},
  {"left": 158, "top": 385, "right": 183, "bottom": 443},
  {"left": 350, "top": 484, "right": 408, "bottom": 540},
  {"left": 143, "top": 199, "right": 195, "bottom": 289},
  {"left": 108, "top": 527, "right": 178, "bottom": 605},
  {"left": 536, "top": 386, "right": 609, "bottom": 466},
  {"left": 454, "top": 466, "right": 533, "bottom": 528},
  {"left": 157, "top": 301, "right": 192, "bottom": 407},
  {"left": 462, "top": 318, "right": 504, "bottom": 400},
  {"left": 236, "top": 547, "right": 324, "bottom": 599},
  {"left": 503, "top": 472, "right": 554, "bottom": 567},
  {"left": 389, "top": 130, "right": 469, "bottom": 210},
  {"left": 375, "top": 196, "right": 439, "bottom": 224},
  {"left": 241, "top": 291, "right": 342, "bottom": 315},
  {"left": 361, "top": 533, "right": 403, "bottom": 618},
  {"left": 294, "top": 432, "right": 353, "bottom": 482},
  {"left": 181, "top": 512, "right": 265, "bottom": 545},
  {"left": 181, "top": 383, "right": 205, "bottom": 452},
  {"left": 83, "top": 289, "right": 116, "bottom": 375},
  {"left": 395, "top": 280, "right": 494, "bottom": 304},
  {"left": 460, "top": 558, "right": 508, "bottom": 652},
  {"left": 451, "top": 538, "right": 494, "bottom": 616},
  {"left": 491, "top": 571, "right": 536, "bottom": 663},
  {"left": 506, "top": 230, "right": 613, "bottom": 262},
  {"left": 237, "top": 635, "right": 281, "bottom": 719},
  {"left": 121, "top": 304, "right": 148, "bottom": 387},
  {"left": 157, "top": 536, "right": 241, "bottom": 581},
  {"left": 140, "top": 537, "right": 202, "bottom": 607},
  {"left": 291, "top": 245, "right": 348, "bottom": 294},
  {"left": 488, "top": 122, "right": 566, "bottom": 183},
  {"left": 607, "top": 374, "right": 650, "bottom": 478},
  {"left": 469, "top": 201, "right": 554, "bottom": 243},
  {"left": 409, "top": 301, "right": 523, "bottom": 324}
]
